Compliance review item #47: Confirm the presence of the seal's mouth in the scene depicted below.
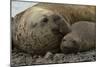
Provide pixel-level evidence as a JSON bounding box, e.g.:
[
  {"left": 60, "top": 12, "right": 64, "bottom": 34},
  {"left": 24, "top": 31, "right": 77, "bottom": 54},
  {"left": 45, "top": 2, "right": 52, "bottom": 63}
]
[
  {"left": 61, "top": 39, "right": 80, "bottom": 54},
  {"left": 51, "top": 27, "right": 64, "bottom": 37},
  {"left": 50, "top": 14, "right": 70, "bottom": 36},
  {"left": 61, "top": 46, "right": 79, "bottom": 54}
]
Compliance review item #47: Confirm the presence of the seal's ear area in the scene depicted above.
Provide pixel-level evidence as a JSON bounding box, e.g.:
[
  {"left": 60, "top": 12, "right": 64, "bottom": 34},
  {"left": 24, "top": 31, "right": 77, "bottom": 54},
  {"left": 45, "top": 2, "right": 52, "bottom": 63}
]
[{"left": 51, "top": 14, "right": 71, "bottom": 35}]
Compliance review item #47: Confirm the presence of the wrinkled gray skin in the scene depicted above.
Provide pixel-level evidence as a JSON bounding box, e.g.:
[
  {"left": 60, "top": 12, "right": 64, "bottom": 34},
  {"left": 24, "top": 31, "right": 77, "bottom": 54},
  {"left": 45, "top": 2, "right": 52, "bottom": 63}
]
[
  {"left": 12, "top": 7, "right": 71, "bottom": 55},
  {"left": 61, "top": 21, "right": 96, "bottom": 54}
]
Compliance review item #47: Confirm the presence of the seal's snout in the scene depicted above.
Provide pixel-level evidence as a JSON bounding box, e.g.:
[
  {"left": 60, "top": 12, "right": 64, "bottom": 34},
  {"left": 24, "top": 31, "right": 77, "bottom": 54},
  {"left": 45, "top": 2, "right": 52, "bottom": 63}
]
[
  {"left": 61, "top": 38, "right": 79, "bottom": 54},
  {"left": 50, "top": 14, "right": 71, "bottom": 36}
]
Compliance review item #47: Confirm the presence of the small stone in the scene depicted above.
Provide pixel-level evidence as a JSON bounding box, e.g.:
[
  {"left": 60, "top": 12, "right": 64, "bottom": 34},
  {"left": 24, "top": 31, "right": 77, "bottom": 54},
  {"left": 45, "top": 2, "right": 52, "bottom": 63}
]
[{"left": 44, "top": 52, "right": 53, "bottom": 59}]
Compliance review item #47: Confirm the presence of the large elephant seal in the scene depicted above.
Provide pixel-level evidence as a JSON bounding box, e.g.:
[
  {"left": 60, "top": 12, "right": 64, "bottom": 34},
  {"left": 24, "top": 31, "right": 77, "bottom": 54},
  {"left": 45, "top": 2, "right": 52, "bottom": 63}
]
[
  {"left": 12, "top": 7, "right": 71, "bottom": 55},
  {"left": 61, "top": 21, "right": 96, "bottom": 54},
  {"left": 12, "top": 3, "right": 96, "bottom": 55}
]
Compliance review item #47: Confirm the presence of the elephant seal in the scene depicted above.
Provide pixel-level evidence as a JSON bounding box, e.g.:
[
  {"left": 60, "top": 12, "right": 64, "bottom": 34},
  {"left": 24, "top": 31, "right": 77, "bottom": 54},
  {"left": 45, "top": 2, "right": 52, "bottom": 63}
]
[
  {"left": 12, "top": 7, "right": 71, "bottom": 55},
  {"left": 12, "top": 3, "right": 96, "bottom": 55},
  {"left": 60, "top": 21, "right": 96, "bottom": 54}
]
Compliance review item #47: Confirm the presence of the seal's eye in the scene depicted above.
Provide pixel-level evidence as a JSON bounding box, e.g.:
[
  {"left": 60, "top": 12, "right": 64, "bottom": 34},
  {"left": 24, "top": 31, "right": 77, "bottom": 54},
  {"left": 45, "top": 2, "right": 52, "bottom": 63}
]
[
  {"left": 72, "top": 40, "right": 76, "bottom": 44},
  {"left": 72, "top": 40, "right": 78, "bottom": 47},
  {"left": 40, "top": 17, "right": 49, "bottom": 27},
  {"left": 42, "top": 17, "right": 48, "bottom": 23}
]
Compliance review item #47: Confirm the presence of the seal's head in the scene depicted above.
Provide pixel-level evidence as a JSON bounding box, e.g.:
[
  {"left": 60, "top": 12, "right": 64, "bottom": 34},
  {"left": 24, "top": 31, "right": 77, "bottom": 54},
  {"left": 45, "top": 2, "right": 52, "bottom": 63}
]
[
  {"left": 60, "top": 34, "right": 80, "bottom": 54},
  {"left": 13, "top": 7, "right": 71, "bottom": 55},
  {"left": 23, "top": 7, "right": 71, "bottom": 35}
]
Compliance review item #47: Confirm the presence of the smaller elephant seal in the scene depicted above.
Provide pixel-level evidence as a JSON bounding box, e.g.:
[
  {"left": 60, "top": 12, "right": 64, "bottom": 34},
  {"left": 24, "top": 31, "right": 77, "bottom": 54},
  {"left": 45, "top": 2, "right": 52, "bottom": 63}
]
[{"left": 60, "top": 21, "right": 96, "bottom": 54}]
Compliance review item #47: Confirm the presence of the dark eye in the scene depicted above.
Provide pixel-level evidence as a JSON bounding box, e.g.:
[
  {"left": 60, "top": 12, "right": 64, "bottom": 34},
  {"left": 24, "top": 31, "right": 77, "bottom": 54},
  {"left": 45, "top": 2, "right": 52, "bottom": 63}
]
[
  {"left": 72, "top": 40, "right": 77, "bottom": 45},
  {"left": 72, "top": 40, "right": 76, "bottom": 43},
  {"left": 40, "top": 17, "right": 49, "bottom": 27},
  {"left": 42, "top": 17, "right": 48, "bottom": 23}
]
